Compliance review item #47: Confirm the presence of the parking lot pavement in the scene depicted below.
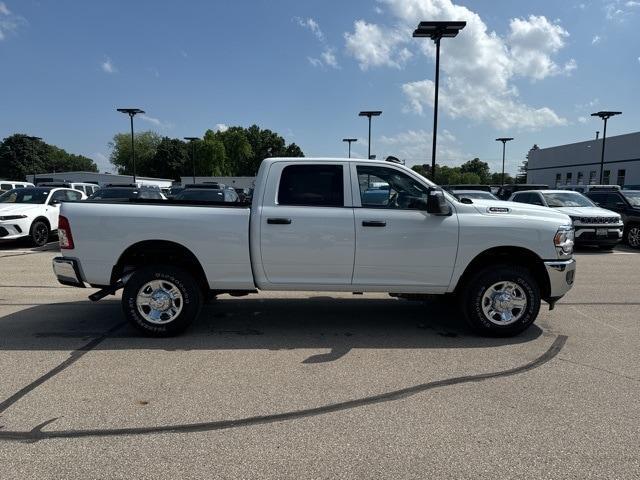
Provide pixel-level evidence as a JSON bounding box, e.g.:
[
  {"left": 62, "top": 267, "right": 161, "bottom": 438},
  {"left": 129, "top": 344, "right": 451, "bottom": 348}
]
[{"left": 0, "top": 247, "right": 638, "bottom": 479}]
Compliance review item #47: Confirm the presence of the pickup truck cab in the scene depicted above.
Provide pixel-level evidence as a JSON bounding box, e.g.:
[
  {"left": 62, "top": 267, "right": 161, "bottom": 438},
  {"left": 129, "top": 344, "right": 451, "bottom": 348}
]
[{"left": 53, "top": 158, "right": 576, "bottom": 337}]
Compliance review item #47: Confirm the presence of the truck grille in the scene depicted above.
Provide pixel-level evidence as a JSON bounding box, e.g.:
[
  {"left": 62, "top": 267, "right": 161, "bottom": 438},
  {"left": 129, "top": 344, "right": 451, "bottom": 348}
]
[{"left": 574, "top": 216, "right": 619, "bottom": 224}]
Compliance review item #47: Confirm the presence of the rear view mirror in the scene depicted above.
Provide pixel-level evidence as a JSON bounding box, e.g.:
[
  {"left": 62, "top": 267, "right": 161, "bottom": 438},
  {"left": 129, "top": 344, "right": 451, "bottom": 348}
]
[{"left": 427, "top": 188, "right": 452, "bottom": 216}]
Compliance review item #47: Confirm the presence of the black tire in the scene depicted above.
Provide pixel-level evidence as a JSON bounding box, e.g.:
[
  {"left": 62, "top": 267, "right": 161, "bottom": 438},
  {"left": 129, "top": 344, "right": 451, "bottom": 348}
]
[
  {"left": 29, "top": 220, "right": 49, "bottom": 247},
  {"left": 625, "top": 224, "right": 640, "bottom": 249},
  {"left": 461, "top": 265, "right": 541, "bottom": 337},
  {"left": 122, "top": 265, "right": 203, "bottom": 337}
]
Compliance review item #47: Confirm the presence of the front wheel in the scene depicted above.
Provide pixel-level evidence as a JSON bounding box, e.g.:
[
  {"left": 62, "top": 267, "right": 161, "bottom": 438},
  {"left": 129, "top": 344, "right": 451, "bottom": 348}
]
[
  {"left": 29, "top": 220, "right": 50, "bottom": 247},
  {"left": 626, "top": 225, "right": 640, "bottom": 249},
  {"left": 462, "top": 265, "right": 541, "bottom": 337},
  {"left": 122, "top": 265, "right": 203, "bottom": 337}
]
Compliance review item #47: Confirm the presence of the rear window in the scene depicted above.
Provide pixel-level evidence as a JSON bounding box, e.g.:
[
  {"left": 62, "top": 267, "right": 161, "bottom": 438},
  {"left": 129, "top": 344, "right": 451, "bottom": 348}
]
[{"left": 277, "top": 165, "right": 344, "bottom": 207}]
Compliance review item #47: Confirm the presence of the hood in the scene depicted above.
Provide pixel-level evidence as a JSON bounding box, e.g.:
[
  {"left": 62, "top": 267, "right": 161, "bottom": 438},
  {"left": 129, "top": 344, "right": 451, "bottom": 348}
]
[
  {"left": 550, "top": 206, "right": 621, "bottom": 218},
  {"left": 468, "top": 199, "right": 572, "bottom": 223},
  {"left": 0, "top": 203, "right": 44, "bottom": 216}
]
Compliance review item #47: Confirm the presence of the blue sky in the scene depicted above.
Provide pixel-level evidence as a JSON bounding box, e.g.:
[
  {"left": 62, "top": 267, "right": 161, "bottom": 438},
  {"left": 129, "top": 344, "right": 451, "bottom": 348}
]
[{"left": 1, "top": 0, "right": 639, "bottom": 175}]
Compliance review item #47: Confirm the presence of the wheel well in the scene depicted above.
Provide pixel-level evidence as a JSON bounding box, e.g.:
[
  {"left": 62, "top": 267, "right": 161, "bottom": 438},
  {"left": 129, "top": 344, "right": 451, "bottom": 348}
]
[
  {"left": 455, "top": 247, "right": 551, "bottom": 299},
  {"left": 30, "top": 216, "right": 51, "bottom": 232},
  {"left": 112, "top": 240, "right": 209, "bottom": 294}
]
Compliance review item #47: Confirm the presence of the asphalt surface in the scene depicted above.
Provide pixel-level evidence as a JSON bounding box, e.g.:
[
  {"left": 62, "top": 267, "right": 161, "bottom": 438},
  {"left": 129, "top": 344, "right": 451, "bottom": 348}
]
[{"left": 0, "top": 242, "right": 638, "bottom": 479}]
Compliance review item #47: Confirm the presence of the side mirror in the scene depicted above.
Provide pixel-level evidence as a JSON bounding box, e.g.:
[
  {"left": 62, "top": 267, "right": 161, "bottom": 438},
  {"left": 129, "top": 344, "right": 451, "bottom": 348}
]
[
  {"left": 427, "top": 187, "right": 452, "bottom": 216},
  {"left": 49, "top": 199, "right": 60, "bottom": 206},
  {"left": 459, "top": 197, "right": 473, "bottom": 204},
  {"left": 616, "top": 202, "right": 626, "bottom": 208}
]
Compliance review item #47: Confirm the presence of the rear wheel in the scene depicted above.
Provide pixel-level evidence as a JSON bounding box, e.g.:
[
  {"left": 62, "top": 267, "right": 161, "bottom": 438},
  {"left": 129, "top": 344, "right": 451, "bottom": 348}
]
[
  {"left": 626, "top": 225, "right": 640, "bottom": 249},
  {"left": 122, "top": 265, "right": 203, "bottom": 337},
  {"left": 29, "top": 220, "right": 49, "bottom": 247},
  {"left": 462, "top": 265, "right": 540, "bottom": 337}
]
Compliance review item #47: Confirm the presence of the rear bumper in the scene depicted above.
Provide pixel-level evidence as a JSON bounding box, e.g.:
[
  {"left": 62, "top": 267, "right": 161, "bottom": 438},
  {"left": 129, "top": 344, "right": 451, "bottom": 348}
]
[
  {"left": 544, "top": 258, "right": 576, "bottom": 299},
  {"left": 52, "top": 257, "right": 85, "bottom": 288}
]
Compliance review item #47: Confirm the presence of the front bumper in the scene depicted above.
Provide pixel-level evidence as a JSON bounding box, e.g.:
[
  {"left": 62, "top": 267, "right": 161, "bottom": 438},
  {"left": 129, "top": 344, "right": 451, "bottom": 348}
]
[
  {"left": 52, "top": 257, "right": 85, "bottom": 288},
  {"left": 0, "top": 219, "right": 30, "bottom": 240},
  {"left": 544, "top": 258, "right": 576, "bottom": 300},
  {"left": 574, "top": 224, "right": 623, "bottom": 245}
]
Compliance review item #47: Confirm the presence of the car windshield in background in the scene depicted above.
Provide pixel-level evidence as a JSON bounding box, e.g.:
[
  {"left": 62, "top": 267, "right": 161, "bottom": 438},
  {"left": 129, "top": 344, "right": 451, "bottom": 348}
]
[
  {"left": 624, "top": 191, "right": 640, "bottom": 207},
  {"left": 454, "top": 191, "right": 498, "bottom": 200},
  {"left": 175, "top": 189, "right": 225, "bottom": 201},
  {"left": 543, "top": 192, "right": 594, "bottom": 208},
  {"left": 90, "top": 188, "right": 136, "bottom": 199},
  {"left": 0, "top": 188, "right": 50, "bottom": 204}
]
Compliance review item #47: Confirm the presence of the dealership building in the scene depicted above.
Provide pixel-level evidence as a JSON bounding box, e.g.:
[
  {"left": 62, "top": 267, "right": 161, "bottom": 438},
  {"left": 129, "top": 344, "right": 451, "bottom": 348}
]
[{"left": 526, "top": 131, "right": 640, "bottom": 189}]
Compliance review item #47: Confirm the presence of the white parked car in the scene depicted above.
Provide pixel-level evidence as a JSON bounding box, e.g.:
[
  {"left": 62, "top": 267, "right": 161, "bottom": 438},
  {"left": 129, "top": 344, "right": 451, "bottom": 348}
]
[
  {"left": 509, "top": 190, "right": 623, "bottom": 250},
  {"left": 0, "top": 180, "right": 35, "bottom": 192},
  {"left": 0, "top": 187, "right": 86, "bottom": 246},
  {"left": 53, "top": 157, "right": 577, "bottom": 337}
]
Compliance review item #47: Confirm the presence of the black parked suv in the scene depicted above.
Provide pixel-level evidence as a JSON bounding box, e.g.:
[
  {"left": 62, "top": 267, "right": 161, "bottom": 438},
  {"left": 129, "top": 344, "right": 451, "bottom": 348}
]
[{"left": 586, "top": 187, "right": 640, "bottom": 248}]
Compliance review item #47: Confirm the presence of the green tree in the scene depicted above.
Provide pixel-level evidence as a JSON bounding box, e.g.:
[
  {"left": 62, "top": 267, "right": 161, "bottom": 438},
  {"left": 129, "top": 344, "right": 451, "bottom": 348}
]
[
  {"left": 109, "top": 131, "right": 162, "bottom": 176},
  {"left": 0, "top": 134, "right": 97, "bottom": 181},
  {"left": 460, "top": 158, "right": 490, "bottom": 184},
  {"left": 150, "top": 137, "right": 189, "bottom": 180}
]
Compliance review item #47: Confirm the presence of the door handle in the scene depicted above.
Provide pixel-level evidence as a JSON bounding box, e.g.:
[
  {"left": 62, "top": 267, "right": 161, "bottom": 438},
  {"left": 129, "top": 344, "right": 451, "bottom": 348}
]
[
  {"left": 362, "top": 220, "right": 386, "bottom": 227},
  {"left": 267, "top": 218, "right": 292, "bottom": 225}
]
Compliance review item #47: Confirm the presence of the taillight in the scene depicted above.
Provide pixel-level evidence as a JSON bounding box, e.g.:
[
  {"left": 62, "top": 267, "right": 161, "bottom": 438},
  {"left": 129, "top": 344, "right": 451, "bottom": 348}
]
[{"left": 58, "top": 215, "right": 74, "bottom": 249}]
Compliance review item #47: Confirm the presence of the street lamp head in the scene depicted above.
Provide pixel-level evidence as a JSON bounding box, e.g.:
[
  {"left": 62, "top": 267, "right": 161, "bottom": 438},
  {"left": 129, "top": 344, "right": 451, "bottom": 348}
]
[
  {"left": 413, "top": 21, "right": 466, "bottom": 40},
  {"left": 496, "top": 137, "right": 514, "bottom": 143},
  {"left": 342, "top": 138, "right": 358, "bottom": 142},
  {"left": 117, "top": 108, "right": 145, "bottom": 116},
  {"left": 591, "top": 111, "right": 622, "bottom": 120},
  {"left": 359, "top": 111, "right": 382, "bottom": 118},
  {"left": 26, "top": 136, "right": 42, "bottom": 141},
  {"left": 183, "top": 137, "right": 199, "bottom": 142}
]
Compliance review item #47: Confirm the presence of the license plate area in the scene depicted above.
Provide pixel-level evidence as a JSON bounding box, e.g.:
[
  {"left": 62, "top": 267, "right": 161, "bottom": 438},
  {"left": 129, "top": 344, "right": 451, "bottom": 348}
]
[{"left": 596, "top": 228, "right": 608, "bottom": 237}]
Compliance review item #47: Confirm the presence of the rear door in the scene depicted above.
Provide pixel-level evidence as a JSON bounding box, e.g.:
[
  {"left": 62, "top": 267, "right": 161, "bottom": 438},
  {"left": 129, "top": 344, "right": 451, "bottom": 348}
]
[{"left": 259, "top": 162, "right": 355, "bottom": 285}]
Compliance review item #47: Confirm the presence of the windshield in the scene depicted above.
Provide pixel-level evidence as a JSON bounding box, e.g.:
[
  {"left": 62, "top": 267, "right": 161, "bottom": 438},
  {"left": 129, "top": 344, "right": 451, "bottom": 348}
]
[
  {"left": 0, "top": 188, "right": 50, "bottom": 204},
  {"left": 543, "top": 192, "right": 594, "bottom": 207},
  {"left": 90, "top": 188, "right": 136, "bottom": 199},
  {"left": 454, "top": 191, "right": 497, "bottom": 200},
  {"left": 175, "top": 189, "right": 225, "bottom": 201},
  {"left": 624, "top": 191, "right": 640, "bottom": 207}
]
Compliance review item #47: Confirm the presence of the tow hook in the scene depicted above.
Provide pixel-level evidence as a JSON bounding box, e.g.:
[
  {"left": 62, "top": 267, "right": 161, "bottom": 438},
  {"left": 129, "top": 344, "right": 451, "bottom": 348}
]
[{"left": 548, "top": 299, "right": 557, "bottom": 311}]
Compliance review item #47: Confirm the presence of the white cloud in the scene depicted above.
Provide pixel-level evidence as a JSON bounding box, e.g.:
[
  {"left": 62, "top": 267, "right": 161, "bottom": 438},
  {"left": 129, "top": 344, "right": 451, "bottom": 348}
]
[
  {"left": 345, "top": 20, "right": 412, "bottom": 70},
  {"left": 140, "top": 114, "right": 172, "bottom": 129},
  {"left": 101, "top": 57, "right": 116, "bottom": 74},
  {"left": 0, "top": 2, "right": 26, "bottom": 40},
  {"left": 605, "top": 0, "right": 640, "bottom": 20},
  {"left": 344, "top": 0, "right": 570, "bottom": 130},
  {"left": 295, "top": 17, "right": 324, "bottom": 42},
  {"left": 321, "top": 48, "right": 339, "bottom": 68},
  {"left": 578, "top": 116, "right": 588, "bottom": 123},
  {"left": 215, "top": 123, "right": 229, "bottom": 132},
  {"left": 92, "top": 152, "right": 114, "bottom": 173},
  {"left": 307, "top": 57, "right": 323, "bottom": 68},
  {"left": 592, "top": 35, "right": 601, "bottom": 44}
]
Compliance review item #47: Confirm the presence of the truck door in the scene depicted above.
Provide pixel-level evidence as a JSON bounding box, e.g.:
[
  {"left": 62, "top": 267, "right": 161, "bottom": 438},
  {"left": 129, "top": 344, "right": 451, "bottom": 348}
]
[
  {"left": 259, "top": 162, "right": 355, "bottom": 286},
  {"left": 351, "top": 164, "right": 458, "bottom": 288}
]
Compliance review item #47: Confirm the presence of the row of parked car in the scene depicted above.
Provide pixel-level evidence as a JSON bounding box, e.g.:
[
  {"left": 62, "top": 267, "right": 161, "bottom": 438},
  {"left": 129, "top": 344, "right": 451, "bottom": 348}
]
[
  {"left": 0, "top": 180, "right": 251, "bottom": 247},
  {"left": 446, "top": 184, "right": 640, "bottom": 249}
]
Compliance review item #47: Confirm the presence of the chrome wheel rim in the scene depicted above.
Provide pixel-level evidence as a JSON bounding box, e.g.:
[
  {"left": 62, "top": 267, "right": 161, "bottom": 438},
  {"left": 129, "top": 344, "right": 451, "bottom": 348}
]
[
  {"left": 33, "top": 224, "right": 48, "bottom": 245},
  {"left": 628, "top": 227, "right": 640, "bottom": 248},
  {"left": 136, "top": 279, "right": 183, "bottom": 324},
  {"left": 481, "top": 281, "right": 528, "bottom": 326}
]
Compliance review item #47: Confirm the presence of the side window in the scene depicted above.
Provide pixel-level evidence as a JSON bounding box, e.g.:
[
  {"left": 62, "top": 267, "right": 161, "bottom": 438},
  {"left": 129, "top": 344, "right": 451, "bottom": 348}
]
[
  {"left": 278, "top": 165, "right": 344, "bottom": 207},
  {"left": 1, "top": 183, "right": 13, "bottom": 190},
  {"left": 65, "top": 190, "right": 83, "bottom": 201},
  {"left": 511, "top": 193, "right": 528, "bottom": 203},
  {"left": 15, "top": 184, "right": 25, "bottom": 189},
  {"left": 357, "top": 165, "right": 429, "bottom": 210},
  {"left": 50, "top": 190, "right": 68, "bottom": 203}
]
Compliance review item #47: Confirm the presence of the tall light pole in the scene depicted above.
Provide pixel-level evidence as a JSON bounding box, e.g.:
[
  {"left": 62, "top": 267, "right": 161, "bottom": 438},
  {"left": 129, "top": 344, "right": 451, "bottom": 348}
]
[
  {"left": 184, "top": 137, "right": 199, "bottom": 184},
  {"left": 25, "top": 136, "right": 42, "bottom": 183},
  {"left": 413, "top": 21, "right": 466, "bottom": 179},
  {"left": 359, "top": 111, "right": 382, "bottom": 159},
  {"left": 117, "top": 108, "right": 145, "bottom": 184},
  {"left": 496, "top": 137, "right": 514, "bottom": 186},
  {"left": 342, "top": 138, "right": 357, "bottom": 158},
  {"left": 591, "top": 111, "right": 621, "bottom": 184}
]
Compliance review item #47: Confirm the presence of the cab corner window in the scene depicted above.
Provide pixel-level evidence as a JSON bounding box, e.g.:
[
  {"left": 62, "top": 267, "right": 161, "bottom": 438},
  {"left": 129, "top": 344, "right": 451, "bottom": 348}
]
[
  {"left": 278, "top": 165, "right": 344, "bottom": 207},
  {"left": 357, "top": 165, "right": 428, "bottom": 210}
]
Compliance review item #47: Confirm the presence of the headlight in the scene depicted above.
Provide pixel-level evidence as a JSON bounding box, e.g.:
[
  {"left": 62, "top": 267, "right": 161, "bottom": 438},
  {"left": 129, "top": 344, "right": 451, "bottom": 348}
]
[
  {"left": 0, "top": 215, "right": 27, "bottom": 221},
  {"left": 554, "top": 226, "right": 574, "bottom": 256}
]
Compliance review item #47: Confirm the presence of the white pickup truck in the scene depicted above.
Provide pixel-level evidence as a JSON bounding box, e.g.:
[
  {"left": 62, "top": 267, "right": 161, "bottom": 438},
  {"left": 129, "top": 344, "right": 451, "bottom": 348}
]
[{"left": 52, "top": 158, "right": 576, "bottom": 337}]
